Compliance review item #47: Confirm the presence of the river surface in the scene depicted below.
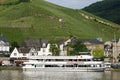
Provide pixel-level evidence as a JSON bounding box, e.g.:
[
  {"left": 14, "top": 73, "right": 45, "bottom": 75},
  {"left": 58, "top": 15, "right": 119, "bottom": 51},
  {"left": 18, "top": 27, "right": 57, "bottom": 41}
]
[{"left": 0, "top": 70, "right": 120, "bottom": 80}]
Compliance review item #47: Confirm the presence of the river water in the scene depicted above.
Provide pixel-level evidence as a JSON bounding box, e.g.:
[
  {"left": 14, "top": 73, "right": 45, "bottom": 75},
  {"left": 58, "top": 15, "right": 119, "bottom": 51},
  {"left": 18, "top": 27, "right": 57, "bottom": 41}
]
[{"left": 0, "top": 70, "right": 120, "bottom": 80}]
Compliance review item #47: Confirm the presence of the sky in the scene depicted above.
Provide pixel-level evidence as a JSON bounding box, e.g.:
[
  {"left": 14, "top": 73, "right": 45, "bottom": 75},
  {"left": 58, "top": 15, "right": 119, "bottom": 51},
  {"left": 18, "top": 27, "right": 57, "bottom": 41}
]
[{"left": 45, "top": 0, "right": 102, "bottom": 9}]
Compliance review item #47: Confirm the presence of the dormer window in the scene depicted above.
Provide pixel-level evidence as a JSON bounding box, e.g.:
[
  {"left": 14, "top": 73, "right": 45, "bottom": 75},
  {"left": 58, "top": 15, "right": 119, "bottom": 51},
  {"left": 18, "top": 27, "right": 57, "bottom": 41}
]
[{"left": 42, "top": 43, "right": 46, "bottom": 48}]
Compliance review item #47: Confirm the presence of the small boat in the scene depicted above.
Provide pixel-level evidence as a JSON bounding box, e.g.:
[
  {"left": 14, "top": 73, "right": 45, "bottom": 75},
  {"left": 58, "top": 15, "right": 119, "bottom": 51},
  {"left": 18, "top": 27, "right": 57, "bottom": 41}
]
[{"left": 22, "top": 52, "right": 106, "bottom": 72}]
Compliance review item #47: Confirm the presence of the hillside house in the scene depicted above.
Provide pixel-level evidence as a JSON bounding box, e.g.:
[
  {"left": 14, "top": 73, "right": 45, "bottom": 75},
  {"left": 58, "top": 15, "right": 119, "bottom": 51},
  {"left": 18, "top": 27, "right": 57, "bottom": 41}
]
[
  {"left": 104, "top": 38, "right": 120, "bottom": 63},
  {"left": 56, "top": 38, "right": 104, "bottom": 56},
  {"left": 10, "top": 47, "right": 30, "bottom": 59},
  {"left": 21, "top": 38, "right": 42, "bottom": 51},
  {"left": 58, "top": 39, "right": 71, "bottom": 56},
  {"left": 10, "top": 38, "right": 52, "bottom": 58},
  {"left": 10, "top": 38, "right": 72, "bottom": 58},
  {"left": 0, "top": 35, "right": 10, "bottom": 54},
  {"left": 80, "top": 38, "right": 104, "bottom": 51},
  {"left": 22, "top": 38, "right": 52, "bottom": 56},
  {"left": 10, "top": 47, "right": 30, "bottom": 64},
  {"left": 104, "top": 41, "right": 113, "bottom": 57},
  {"left": 112, "top": 38, "right": 120, "bottom": 62}
]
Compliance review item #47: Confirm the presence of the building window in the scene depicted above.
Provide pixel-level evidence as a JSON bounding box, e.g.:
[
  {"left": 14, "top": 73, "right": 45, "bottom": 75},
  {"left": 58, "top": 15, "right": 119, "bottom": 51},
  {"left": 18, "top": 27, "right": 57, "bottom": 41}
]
[
  {"left": 43, "top": 43, "right": 46, "bottom": 47},
  {"left": 14, "top": 53, "right": 17, "bottom": 56},
  {"left": 43, "top": 48, "right": 45, "bottom": 52},
  {"left": 31, "top": 53, "right": 34, "bottom": 56},
  {"left": 23, "top": 54, "right": 26, "bottom": 56}
]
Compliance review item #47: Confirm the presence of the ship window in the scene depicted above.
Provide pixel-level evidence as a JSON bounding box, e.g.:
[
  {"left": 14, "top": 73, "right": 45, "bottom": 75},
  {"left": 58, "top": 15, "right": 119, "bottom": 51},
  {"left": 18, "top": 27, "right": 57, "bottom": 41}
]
[
  {"left": 65, "top": 65, "right": 74, "bottom": 67},
  {"left": 45, "top": 65, "right": 59, "bottom": 67},
  {"left": 69, "top": 59, "right": 73, "bottom": 61},
  {"left": 80, "top": 59, "right": 86, "bottom": 61},
  {"left": 74, "top": 59, "right": 77, "bottom": 61},
  {"left": 78, "top": 65, "right": 86, "bottom": 67},
  {"left": 36, "top": 65, "right": 43, "bottom": 67},
  {"left": 55, "top": 59, "right": 64, "bottom": 61},
  {"left": 86, "top": 59, "right": 91, "bottom": 61}
]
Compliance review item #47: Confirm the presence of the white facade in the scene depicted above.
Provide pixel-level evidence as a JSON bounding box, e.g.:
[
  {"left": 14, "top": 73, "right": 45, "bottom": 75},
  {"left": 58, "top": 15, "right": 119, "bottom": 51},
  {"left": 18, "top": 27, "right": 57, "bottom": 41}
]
[
  {"left": 10, "top": 39, "right": 70, "bottom": 59},
  {"left": 104, "top": 41, "right": 112, "bottom": 57},
  {"left": 59, "top": 39, "right": 71, "bottom": 56},
  {"left": 10, "top": 48, "right": 29, "bottom": 58},
  {"left": 59, "top": 44, "right": 67, "bottom": 56},
  {"left": 0, "top": 40, "right": 10, "bottom": 53},
  {"left": 38, "top": 44, "right": 52, "bottom": 56},
  {"left": 112, "top": 38, "right": 120, "bottom": 62},
  {"left": 10, "top": 43, "right": 52, "bottom": 59}
]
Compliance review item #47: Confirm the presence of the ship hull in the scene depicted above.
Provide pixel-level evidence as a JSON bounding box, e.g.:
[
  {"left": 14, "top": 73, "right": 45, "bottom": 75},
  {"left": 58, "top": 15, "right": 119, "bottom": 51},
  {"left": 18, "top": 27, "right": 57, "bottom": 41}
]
[{"left": 22, "top": 67, "right": 105, "bottom": 72}]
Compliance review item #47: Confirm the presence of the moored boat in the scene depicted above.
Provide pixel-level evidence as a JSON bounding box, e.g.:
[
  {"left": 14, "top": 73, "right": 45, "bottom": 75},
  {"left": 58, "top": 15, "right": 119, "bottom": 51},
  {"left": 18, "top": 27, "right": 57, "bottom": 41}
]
[{"left": 22, "top": 52, "right": 106, "bottom": 72}]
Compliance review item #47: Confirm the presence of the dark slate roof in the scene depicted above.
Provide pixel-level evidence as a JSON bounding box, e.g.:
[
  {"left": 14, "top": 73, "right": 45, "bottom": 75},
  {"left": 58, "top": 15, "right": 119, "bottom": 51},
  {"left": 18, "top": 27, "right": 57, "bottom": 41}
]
[
  {"left": 21, "top": 38, "right": 49, "bottom": 49},
  {"left": 41, "top": 39, "right": 49, "bottom": 48},
  {"left": 70, "top": 38, "right": 103, "bottom": 44},
  {"left": 80, "top": 39, "right": 103, "bottom": 44},
  {"left": 58, "top": 39, "right": 68, "bottom": 45},
  {"left": 0, "top": 35, "right": 7, "bottom": 43},
  {"left": 18, "top": 47, "right": 30, "bottom": 53},
  {"left": 112, "top": 38, "right": 119, "bottom": 43},
  {"left": 23, "top": 38, "right": 41, "bottom": 48},
  {"left": 70, "top": 38, "right": 77, "bottom": 44},
  {"left": 0, "top": 35, "right": 9, "bottom": 46}
]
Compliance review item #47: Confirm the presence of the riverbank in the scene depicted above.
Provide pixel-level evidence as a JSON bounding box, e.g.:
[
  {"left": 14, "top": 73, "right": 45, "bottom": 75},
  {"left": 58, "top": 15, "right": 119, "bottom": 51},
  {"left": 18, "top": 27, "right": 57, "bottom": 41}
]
[
  {"left": 110, "top": 69, "right": 120, "bottom": 71},
  {"left": 0, "top": 66, "right": 22, "bottom": 70},
  {"left": 105, "top": 68, "right": 120, "bottom": 72}
]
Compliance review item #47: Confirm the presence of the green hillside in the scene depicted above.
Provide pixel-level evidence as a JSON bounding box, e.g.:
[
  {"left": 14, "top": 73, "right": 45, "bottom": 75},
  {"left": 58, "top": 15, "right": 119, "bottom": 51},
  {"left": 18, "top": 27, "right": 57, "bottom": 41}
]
[
  {"left": 83, "top": 0, "right": 120, "bottom": 25},
  {"left": 0, "top": 0, "right": 120, "bottom": 44}
]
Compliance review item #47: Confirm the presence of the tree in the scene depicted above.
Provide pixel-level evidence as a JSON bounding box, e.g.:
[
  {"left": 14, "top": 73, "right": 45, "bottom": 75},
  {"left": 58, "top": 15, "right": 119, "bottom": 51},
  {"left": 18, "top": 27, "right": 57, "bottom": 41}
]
[
  {"left": 92, "top": 47, "right": 104, "bottom": 58},
  {"left": 117, "top": 54, "right": 120, "bottom": 62},
  {"left": 50, "top": 43, "right": 60, "bottom": 56},
  {"left": 10, "top": 41, "right": 19, "bottom": 52},
  {"left": 69, "top": 40, "right": 88, "bottom": 55}
]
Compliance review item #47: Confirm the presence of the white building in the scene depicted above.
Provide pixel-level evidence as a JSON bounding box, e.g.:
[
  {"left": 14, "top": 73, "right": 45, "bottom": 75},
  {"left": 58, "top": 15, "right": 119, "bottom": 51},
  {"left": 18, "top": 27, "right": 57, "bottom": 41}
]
[
  {"left": 0, "top": 35, "right": 10, "bottom": 54},
  {"left": 10, "top": 43, "right": 52, "bottom": 59},
  {"left": 59, "top": 39, "right": 71, "bottom": 56},
  {"left": 10, "top": 38, "right": 72, "bottom": 59},
  {"left": 10, "top": 47, "right": 29, "bottom": 59},
  {"left": 38, "top": 43, "right": 52, "bottom": 56}
]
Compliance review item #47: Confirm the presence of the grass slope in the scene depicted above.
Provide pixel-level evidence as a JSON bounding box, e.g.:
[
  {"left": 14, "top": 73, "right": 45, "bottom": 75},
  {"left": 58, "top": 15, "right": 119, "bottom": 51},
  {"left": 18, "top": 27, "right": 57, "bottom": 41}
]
[{"left": 0, "top": 0, "right": 120, "bottom": 43}]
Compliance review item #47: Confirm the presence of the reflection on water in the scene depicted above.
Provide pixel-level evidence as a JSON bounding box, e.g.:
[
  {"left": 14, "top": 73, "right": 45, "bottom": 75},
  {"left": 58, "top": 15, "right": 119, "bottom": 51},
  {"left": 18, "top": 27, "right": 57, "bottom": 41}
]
[
  {"left": 23, "top": 71, "right": 103, "bottom": 80},
  {"left": 0, "top": 70, "right": 24, "bottom": 80},
  {"left": 0, "top": 70, "right": 120, "bottom": 80}
]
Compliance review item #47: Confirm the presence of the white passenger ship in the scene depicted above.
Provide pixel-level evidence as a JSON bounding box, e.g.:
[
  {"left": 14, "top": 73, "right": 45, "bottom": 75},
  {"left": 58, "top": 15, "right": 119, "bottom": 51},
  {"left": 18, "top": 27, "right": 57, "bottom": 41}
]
[{"left": 22, "top": 52, "right": 106, "bottom": 72}]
